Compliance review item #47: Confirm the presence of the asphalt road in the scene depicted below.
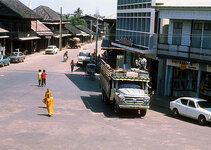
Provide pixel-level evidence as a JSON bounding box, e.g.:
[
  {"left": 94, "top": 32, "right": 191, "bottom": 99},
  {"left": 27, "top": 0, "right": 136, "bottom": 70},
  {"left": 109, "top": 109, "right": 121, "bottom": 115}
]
[{"left": 0, "top": 42, "right": 211, "bottom": 150}]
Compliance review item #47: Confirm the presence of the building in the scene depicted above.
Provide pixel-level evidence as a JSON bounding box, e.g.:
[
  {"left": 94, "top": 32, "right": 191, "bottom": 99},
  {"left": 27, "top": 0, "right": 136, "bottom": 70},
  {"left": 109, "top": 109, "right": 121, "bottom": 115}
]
[
  {"left": 0, "top": 27, "right": 9, "bottom": 55},
  {"left": 34, "top": 5, "right": 71, "bottom": 48},
  {"left": 155, "top": 0, "right": 211, "bottom": 100},
  {"left": 0, "top": 0, "right": 41, "bottom": 54},
  {"left": 113, "top": 0, "right": 159, "bottom": 90}
]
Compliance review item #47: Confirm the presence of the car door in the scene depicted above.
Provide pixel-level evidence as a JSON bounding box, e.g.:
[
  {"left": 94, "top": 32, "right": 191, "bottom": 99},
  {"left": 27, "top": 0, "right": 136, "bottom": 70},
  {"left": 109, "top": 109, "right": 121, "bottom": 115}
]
[
  {"left": 179, "top": 99, "right": 189, "bottom": 116},
  {"left": 186, "top": 100, "right": 198, "bottom": 119}
]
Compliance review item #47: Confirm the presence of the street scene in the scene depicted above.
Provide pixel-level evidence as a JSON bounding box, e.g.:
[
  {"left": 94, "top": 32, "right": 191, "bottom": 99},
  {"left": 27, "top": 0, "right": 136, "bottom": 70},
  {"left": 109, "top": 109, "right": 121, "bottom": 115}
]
[{"left": 0, "top": 0, "right": 211, "bottom": 150}]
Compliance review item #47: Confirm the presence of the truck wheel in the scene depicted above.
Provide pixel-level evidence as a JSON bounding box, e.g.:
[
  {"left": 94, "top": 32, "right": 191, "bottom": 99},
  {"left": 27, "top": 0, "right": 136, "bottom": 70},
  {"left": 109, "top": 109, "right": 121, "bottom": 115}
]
[
  {"left": 114, "top": 102, "right": 121, "bottom": 114},
  {"left": 139, "top": 109, "right": 147, "bottom": 117}
]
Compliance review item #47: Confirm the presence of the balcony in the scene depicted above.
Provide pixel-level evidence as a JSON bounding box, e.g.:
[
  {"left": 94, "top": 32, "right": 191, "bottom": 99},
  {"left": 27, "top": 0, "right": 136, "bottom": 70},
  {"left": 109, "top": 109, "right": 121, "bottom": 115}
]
[{"left": 157, "top": 44, "right": 211, "bottom": 62}]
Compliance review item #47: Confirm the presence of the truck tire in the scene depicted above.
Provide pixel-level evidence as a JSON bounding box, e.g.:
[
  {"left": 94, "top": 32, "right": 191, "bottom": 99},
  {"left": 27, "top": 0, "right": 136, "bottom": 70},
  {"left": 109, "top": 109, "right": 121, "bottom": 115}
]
[
  {"left": 139, "top": 109, "right": 147, "bottom": 117},
  {"left": 114, "top": 101, "right": 121, "bottom": 114},
  {"left": 102, "top": 90, "right": 109, "bottom": 104}
]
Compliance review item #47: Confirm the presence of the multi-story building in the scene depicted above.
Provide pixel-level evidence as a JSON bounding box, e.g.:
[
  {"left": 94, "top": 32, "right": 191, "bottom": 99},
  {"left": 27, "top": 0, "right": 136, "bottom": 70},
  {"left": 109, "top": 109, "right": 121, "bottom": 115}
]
[
  {"left": 155, "top": 0, "right": 211, "bottom": 100},
  {"left": 113, "top": 0, "right": 158, "bottom": 90}
]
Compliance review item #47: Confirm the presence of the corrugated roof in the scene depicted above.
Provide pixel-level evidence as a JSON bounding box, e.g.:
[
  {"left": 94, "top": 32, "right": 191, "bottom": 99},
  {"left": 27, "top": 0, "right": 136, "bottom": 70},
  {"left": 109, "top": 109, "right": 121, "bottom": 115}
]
[
  {"left": 33, "top": 5, "right": 68, "bottom": 22},
  {"left": 0, "top": 0, "right": 41, "bottom": 19},
  {"left": 31, "top": 20, "right": 53, "bottom": 36},
  {"left": 76, "top": 25, "right": 94, "bottom": 35},
  {"left": 64, "top": 24, "right": 81, "bottom": 35}
]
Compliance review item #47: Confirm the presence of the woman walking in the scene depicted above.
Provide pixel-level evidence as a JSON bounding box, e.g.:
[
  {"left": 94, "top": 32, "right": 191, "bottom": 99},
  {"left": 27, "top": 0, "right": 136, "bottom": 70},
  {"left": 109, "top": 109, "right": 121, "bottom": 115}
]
[{"left": 71, "top": 60, "right": 75, "bottom": 72}]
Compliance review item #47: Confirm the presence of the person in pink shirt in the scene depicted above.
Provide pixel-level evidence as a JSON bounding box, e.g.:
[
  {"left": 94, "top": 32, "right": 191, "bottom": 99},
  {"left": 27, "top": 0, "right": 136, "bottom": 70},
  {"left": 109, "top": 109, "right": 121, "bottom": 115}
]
[{"left": 41, "top": 70, "right": 47, "bottom": 87}]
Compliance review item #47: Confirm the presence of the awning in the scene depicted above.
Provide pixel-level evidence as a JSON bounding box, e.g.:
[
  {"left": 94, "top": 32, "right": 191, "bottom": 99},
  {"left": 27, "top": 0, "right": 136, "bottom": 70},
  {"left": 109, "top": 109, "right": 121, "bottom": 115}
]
[
  {"left": 17, "top": 36, "right": 41, "bottom": 41},
  {"left": 53, "top": 34, "right": 72, "bottom": 38},
  {"left": 37, "top": 31, "right": 53, "bottom": 36},
  {"left": 76, "top": 31, "right": 90, "bottom": 37},
  {"left": 0, "top": 36, "right": 9, "bottom": 39}
]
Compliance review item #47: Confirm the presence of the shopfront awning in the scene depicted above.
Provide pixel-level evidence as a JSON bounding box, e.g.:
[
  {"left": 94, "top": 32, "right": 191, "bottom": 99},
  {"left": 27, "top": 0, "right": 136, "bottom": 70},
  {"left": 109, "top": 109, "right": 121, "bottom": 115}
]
[
  {"left": 0, "top": 36, "right": 9, "bottom": 39},
  {"left": 17, "top": 36, "right": 41, "bottom": 41},
  {"left": 53, "top": 34, "right": 72, "bottom": 38}
]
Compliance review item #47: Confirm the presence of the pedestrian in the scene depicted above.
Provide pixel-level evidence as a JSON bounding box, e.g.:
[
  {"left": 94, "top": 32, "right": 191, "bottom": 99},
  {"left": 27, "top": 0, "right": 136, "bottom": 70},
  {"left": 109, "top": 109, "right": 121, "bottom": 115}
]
[
  {"left": 71, "top": 60, "right": 75, "bottom": 72},
  {"left": 140, "top": 55, "right": 147, "bottom": 70},
  {"left": 41, "top": 70, "right": 47, "bottom": 87},
  {"left": 37, "top": 69, "right": 42, "bottom": 87},
  {"left": 147, "top": 78, "right": 154, "bottom": 105},
  {"left": 135, "top": 56, "right": 141, "bottom": 68},
  {"left": 42, "top": 89, "right": 53, "bottom": 117}
]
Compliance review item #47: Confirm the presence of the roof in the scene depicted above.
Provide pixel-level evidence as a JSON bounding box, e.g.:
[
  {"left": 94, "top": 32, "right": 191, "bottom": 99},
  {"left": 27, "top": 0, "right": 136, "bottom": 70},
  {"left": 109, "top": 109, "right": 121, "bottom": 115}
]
[
  {"left": 178, "top": 97, "right": 207, "bottom": 102},
  {"left": 64, "top": 24, "right": 81, "bottom": 35},
  {"left": 0, "top": 0, "right": 41, "bottom": 19},
  {"left": 155, "top": 0, "right": 211, "bottom": 7},
  {"left": 81, "top": 15, "right": 103, "bottom": 22},
  {"left": 31, "top": 20, "right": 53, "bottom": 36},
  {"left": 76, "top": 25, "right": 94, "bottom": 35},
  {"left": 33, "top": 5, "right": 68, "bottom": 22},
  {"left": 0, "top": 27, "right": 8, "bottom": 33},
  {"left": 104, "top": 14, "right": 116, "bottom": 20}
]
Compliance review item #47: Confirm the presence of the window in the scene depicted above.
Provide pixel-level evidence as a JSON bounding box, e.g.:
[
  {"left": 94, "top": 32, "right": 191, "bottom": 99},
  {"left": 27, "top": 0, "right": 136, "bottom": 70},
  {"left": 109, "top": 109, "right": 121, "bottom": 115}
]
[
  {"left": 188, "top": 100, "right": 196, "bottom": 108},
  {"left": 181, "top": 99, "right": 188, "bottom": 105},
  {"left": 172, "top": 22, "right": 183, "bottom": 45},
  {"left": 192, "top": 23, "right": 202, "bottom": 48}
]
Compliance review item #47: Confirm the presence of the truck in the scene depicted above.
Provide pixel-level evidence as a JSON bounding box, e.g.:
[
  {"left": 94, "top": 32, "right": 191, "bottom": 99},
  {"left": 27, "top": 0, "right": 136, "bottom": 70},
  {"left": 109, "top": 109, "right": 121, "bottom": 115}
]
[{"left": 100, "top": 59, "right": 150, "bottom": 117}]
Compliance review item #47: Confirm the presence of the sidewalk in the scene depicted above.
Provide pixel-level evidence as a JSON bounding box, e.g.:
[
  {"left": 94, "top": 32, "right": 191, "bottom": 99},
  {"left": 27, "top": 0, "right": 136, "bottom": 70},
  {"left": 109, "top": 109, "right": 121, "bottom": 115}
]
[{"left": 151, "top": 95, "right": 177, "bottom": 109}]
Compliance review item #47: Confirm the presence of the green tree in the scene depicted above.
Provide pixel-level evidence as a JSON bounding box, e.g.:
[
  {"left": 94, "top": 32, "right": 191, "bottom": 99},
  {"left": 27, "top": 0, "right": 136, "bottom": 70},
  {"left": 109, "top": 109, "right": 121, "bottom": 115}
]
[{"left": 70, "top": 8, "right": 87, "bottom": 27}]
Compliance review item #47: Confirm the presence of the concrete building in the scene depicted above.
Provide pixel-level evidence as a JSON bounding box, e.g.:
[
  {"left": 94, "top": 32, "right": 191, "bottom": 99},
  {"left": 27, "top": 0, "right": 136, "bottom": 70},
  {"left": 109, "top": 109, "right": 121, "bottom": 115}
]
[{"left": 155, "top": 0, "right": 211, "bottom": 101}]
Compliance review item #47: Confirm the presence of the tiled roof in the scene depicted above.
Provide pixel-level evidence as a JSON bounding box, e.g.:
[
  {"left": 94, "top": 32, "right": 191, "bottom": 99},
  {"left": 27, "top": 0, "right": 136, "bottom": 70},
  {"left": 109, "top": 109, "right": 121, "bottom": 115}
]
[
  {"left": 0, "top": 0, "right": 41, "bottom": 19},
  {"left": 31, "top": 20, "right": 53, "bottom": 36},
  {"left": 34, "top": 5, "right": 68, "bottom": 22},
  {"left": 64, "top": 24, "right": 81, "bottom": 35}
]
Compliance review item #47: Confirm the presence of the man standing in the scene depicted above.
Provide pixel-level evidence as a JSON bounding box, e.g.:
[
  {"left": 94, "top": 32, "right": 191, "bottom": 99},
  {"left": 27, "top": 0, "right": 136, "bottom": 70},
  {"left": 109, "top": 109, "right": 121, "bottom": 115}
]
[
  {"left": 140, "top": 55, "right": 147, "bottom": 70},
  {"left": 37, "top": 69, "right": 42, "bottom": 86},
  {"left": 42, "top": 89, "right": 53, "bottom": 117},
  {"left": 41, "top": 70, "right": 47, "bottom": 87}
]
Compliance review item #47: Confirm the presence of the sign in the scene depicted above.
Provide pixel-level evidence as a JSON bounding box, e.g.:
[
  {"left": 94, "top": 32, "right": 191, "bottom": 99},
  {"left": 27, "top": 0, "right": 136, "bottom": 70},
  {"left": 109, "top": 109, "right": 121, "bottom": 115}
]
[
  {"left": 167, "top": 59, "right": 199, "bottom": 70},
  {"left": 126, "top": 72, "right": 139, "bottom": 78},
  {"left": 45, "top": 36, "right": 52, "bottom": 39}
]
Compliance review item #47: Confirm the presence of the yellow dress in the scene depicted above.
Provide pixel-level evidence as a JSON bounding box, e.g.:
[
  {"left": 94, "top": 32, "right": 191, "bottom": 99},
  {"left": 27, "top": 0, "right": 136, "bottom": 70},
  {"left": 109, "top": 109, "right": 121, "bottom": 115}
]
[{"left": 43, "top": 97, "right": 53, "bottom": 115}]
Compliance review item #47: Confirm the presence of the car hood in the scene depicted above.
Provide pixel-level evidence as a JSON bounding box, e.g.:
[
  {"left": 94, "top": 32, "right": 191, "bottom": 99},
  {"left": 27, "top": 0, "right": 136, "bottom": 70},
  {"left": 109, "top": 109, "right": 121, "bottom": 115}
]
[
  {"left": 203, "top": 108, "right": 211, "bottom": 114},
  {"left": 45, "top": 49, "right": 54, "bottom": 51},
  {"left": 118, "top": 88, "right": 148, "bottom": 98},
  {"left": 10, "top": 56, "right": 18, "bottom": 58}
]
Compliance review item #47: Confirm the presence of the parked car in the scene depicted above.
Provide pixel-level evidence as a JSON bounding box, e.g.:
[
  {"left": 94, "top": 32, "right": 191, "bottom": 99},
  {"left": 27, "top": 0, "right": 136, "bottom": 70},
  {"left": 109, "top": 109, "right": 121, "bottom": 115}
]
[
  {"left": 10, "top": 52, "right": 25, "bottom": 63},
  {"left": 170, "top": 97, "right": 211, "bottom": 125},
  {"left": 0, "top": 55, "right": 10, "bottom": 67},
  {"left": 45, "top": 45, "right": 58, "bottom": 54}
]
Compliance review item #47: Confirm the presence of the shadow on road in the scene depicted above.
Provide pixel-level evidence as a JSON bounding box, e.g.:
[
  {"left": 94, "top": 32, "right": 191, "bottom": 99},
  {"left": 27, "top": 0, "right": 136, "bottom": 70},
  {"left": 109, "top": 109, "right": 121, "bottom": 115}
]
[
  {"left": 38, "top": 106, "right": 47, "bottom": 109},
  {"left": 81, "top": 95, "right": 146, "bottom": 119},
  {"left": 65, "top": 73, "right": 101, "bottom": 92},
  {"left": 37, "top": 114, "right": 49, "bottom": 117}
]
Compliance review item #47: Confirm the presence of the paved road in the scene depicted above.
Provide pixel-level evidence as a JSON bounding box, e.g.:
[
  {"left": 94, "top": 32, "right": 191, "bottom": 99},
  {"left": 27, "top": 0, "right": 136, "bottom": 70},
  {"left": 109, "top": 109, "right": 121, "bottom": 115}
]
[{"left": 0, "top": 42, "right": 211, "bottom": 150}]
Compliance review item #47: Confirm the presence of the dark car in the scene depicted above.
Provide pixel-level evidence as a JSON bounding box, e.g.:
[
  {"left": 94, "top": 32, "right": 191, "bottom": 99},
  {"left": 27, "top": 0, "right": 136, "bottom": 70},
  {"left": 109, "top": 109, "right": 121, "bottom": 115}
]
[
  {"left": 10, "top": 52, "right": 25, "bottom": 63},
  {"left": 0, "top": 54, "right": 10, "bottom": 67}
]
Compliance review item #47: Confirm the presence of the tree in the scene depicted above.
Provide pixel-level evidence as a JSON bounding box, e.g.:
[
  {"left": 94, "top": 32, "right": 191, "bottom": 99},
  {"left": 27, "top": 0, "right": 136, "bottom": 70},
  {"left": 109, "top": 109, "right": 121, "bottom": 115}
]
[{"left": 70, "top": 8, "right": 87, "bottom": 27}]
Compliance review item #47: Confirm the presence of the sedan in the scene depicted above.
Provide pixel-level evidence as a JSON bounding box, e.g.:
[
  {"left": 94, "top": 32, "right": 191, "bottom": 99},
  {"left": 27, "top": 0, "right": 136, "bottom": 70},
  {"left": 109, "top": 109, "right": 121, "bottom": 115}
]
[
  {"left": 170, "top": 97, "right": 211, "bottom": 125},
  {"left": 10, "top": 52, "right": 25, "bottom": 63},
  {"left": 45, "top": 45, "right": 58, "bottom": 54},
  {"left": 0, "top": 54, "right": 10, "bottom": 67}
]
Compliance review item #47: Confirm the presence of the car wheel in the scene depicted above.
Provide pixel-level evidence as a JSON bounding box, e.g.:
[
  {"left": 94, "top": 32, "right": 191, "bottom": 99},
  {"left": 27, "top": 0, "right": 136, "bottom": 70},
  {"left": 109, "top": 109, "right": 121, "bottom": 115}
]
[
  {"left": 7, "top": 62, "right": 10, "bottom": 66},
  {"left": 198, "top": 115, "right": 207, "bottom": 126},
  {"left": 139, "top": 109, "right": 147, "bottom": 117},
  {"left": 172, "top": 108, "right": 179, "bottom": 117},
  {"left": 1, "top": 63, "right": 4, "bottom": 67}
]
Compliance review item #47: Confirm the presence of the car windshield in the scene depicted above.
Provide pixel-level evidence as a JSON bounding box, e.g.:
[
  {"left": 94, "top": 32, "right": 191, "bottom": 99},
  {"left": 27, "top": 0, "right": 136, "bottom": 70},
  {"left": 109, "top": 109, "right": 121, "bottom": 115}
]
[
  {"left": 198, "top": 101, "right": 211, "bottom": 108},
  {"left": 79, "top": 52, "right": 90, "bottom": 57},
  {"left": 119, "top": 84, "right": 141, "bottom": 89},
  {"left": 11, "top": 53, "right": 18, "bottom": 56},
  {"left": 47, "top": 46, "right": 54, "bottom": 49}
]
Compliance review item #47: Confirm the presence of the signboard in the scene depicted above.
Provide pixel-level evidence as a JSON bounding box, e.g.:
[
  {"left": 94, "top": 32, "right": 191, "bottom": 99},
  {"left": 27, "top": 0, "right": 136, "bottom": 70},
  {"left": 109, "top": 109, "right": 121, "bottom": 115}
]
[
  {"left": 126, "top": 72, "right": 139, "bottom": 78},
  {"left": 45, "top": 36, "right": 52, "bottom": 39},
  {"left": 167, "top": 59, "right": 199, "bottom": 70}
]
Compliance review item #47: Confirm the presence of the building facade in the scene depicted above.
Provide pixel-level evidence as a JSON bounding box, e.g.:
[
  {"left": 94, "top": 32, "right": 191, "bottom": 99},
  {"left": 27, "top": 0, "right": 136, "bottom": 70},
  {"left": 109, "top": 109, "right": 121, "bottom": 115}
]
[{"left": 156, "top": 4, "right": 211, "bottom": 101}]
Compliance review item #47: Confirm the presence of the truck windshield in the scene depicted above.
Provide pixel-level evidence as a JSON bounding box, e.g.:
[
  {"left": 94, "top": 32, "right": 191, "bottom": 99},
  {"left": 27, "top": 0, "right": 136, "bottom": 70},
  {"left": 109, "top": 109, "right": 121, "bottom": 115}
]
[
  {"left": 11, "top": 53, "right": 18, "bottom": 56},
  {"left": 79, "top": 52, "right": 90, "bottom": 57},
  {"left": 119, "top": 84, "right": 141, "bottom": 89}
]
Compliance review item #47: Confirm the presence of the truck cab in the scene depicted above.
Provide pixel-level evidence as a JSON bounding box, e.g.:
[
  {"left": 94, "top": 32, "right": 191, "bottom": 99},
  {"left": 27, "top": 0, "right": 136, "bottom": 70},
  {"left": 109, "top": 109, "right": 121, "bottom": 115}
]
[{"left": 77, "top": 49, "right": 91, "bottom": 65}]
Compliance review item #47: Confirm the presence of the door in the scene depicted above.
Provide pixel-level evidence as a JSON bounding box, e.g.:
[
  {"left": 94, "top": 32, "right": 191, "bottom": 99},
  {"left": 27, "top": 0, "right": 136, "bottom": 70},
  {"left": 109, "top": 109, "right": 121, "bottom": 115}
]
[
  {"left": 179, "top": 99, "right": 189, "bottom": 115},
  {"left": 186, "top": 100, "right": 198, "bottom": 119}
]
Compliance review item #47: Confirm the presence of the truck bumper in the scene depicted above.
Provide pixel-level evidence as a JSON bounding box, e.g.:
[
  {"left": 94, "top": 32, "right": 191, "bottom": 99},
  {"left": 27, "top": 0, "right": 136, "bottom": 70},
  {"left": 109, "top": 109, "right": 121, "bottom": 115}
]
[{"left": 118, "top": 105, "right": 149, "bottom": 109}]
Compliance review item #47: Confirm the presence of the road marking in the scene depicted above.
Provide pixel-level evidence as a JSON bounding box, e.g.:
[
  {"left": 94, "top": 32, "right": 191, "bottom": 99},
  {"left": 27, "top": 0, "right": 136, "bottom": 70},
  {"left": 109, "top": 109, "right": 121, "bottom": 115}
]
[{"left": 0, "top": 75, "right": 4, "bottom": 77}]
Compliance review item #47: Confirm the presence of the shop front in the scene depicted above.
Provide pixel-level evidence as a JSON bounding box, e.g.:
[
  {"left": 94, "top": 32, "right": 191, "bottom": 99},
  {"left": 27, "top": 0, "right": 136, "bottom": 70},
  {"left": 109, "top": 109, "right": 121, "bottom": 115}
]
[{"left": 166, "top": 59, "right": 199, "bottom": 97}]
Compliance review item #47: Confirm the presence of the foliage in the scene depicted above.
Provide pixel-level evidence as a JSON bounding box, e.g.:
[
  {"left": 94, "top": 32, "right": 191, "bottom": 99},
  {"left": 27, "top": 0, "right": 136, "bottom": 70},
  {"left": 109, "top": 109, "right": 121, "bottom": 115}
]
[{"left": 68, "top": 8, "right": 87, "bottom": 27}]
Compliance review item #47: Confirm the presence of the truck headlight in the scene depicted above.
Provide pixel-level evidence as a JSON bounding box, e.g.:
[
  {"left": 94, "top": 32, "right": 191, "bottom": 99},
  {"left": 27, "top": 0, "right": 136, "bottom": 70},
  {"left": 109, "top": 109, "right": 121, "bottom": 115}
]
[{"left": 117, "top": 94, "right": 125, "bottom": 101}]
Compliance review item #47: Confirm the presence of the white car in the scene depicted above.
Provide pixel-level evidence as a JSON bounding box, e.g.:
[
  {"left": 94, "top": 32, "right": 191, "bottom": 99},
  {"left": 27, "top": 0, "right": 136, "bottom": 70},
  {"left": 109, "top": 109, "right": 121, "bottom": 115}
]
[
  {"left": 45, "top": 45, "right": 58, "bottom": 54},
  {"left": 170, "top": 97, "right": 211, "bottom": 125},
  {"left": 77, "top": 50, "right": 91, "bottom": 65}
]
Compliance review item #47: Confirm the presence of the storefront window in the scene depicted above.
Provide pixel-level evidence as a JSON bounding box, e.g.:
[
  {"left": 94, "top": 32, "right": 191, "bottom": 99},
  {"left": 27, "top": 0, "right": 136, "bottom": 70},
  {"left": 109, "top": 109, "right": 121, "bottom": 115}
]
[
  {"left": 200, "top": 72, "right": 211, "bottom": 101},
  {"left": 172, "top": 68, "right": 197, "bottom": 97}
]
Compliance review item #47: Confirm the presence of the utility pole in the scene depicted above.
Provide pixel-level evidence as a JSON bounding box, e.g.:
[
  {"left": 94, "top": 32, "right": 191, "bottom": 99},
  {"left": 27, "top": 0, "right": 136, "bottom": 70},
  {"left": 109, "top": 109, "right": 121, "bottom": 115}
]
[
  {"left": 29, "top": 0, "right": 32, "bottom": 9},
  {"left": 90, "top": 20, "right": 93, "bottom": 43},
  {"left": 95, "top": 17, "right": 99, "bottom": 68},
  {"left": 59, "top": 7, "right": 62, "bottom": 51}
]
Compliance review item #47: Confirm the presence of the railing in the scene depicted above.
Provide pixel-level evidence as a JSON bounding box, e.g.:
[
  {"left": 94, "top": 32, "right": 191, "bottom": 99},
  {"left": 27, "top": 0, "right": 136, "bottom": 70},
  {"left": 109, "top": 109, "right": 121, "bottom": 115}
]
[{"left": 157, "top": 44, "right": 211, "bottom": 62}]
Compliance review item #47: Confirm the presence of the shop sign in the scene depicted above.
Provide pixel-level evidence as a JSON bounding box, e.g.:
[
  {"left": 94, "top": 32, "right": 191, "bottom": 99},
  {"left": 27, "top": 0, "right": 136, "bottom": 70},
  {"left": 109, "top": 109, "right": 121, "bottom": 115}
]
[
  {"left": 167, "top": 59, "right": 199, "bottom": 70},
  {"left": 207, "top": 65, "right": 211, "bottom": 73},
  {"left": 45, "top": 36, "right": 51, "bottom": 39}
]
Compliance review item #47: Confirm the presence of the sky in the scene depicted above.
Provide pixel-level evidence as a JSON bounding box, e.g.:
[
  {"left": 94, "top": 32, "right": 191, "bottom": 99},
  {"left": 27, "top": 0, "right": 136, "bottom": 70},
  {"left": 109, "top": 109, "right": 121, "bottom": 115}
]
[{"left": 19, "top": 0, "right": 117, "bottom": 17}]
